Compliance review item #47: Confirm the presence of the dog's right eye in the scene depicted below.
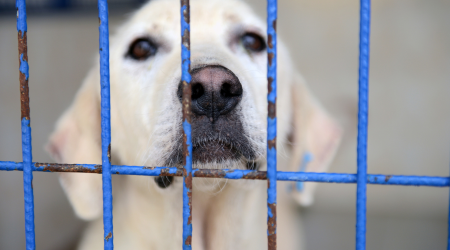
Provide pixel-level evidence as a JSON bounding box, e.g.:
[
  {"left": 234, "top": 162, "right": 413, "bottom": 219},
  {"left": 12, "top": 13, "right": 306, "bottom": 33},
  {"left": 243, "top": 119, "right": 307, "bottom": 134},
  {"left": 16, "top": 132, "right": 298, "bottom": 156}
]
[{"left": 127, "top": 38, "right": 157, "bottom": 60}]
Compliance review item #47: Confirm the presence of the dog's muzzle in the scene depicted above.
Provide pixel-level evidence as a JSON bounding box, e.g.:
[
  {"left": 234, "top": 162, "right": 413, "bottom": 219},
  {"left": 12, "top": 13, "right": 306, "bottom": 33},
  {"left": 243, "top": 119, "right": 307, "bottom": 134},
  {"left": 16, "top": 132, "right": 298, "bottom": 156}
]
[{"left": 171, "top": 65, "right": 255, "bottom": 166}]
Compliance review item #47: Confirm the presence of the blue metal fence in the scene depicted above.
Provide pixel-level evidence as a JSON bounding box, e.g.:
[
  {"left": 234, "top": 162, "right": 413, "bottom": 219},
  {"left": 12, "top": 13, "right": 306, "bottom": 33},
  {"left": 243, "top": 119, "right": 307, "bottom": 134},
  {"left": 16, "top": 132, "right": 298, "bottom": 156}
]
[{"left": 0, "top": 0, "right": 449, "bottom": 249}]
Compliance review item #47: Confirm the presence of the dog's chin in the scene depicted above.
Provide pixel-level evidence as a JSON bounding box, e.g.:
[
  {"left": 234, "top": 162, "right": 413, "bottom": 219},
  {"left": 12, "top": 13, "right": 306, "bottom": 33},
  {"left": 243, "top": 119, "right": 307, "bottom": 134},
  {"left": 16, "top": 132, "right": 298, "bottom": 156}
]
[
  {"left": 193, "top": 140, "right": 241, "bottom": 164},
  {"left": 166, "top": 136, "right": 259, "bottom": 169}
]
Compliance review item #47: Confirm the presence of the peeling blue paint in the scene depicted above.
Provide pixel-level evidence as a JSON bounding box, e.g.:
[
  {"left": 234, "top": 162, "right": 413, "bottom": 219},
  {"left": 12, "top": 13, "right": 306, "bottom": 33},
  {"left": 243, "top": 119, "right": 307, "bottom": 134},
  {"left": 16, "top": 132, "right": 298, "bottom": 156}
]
[
  {"left": 294, "top": 152, "right": 313, "bottom": 192},
  {"left": 168, "top": 167, "right": 179, "bottom": 175},
  {"left": 182, "top": 180, "right": 192, "bottom": 250},
  {"left": 224, "top": 169, "right": 244, "bottom": 179},
  {"left": 19, "top": 54, "right": 29, "bottom": 80},
  {"left": 16, "top": 0, "right": 27, "bottom": 35},
  {"left": 21, "top": 118, "right": 35, "bottom": 250},
  {"left": 267, "top": 118, "right": 276, "bottom": 141},
  {"left": 267, "top": 89, "right": 276, "bottom": 104},
  {"left": 183, "top": 120, "right": 193, "bottom": 165},
  {"left": 267, "top": 147, "right": 277, "bottom": 205}
]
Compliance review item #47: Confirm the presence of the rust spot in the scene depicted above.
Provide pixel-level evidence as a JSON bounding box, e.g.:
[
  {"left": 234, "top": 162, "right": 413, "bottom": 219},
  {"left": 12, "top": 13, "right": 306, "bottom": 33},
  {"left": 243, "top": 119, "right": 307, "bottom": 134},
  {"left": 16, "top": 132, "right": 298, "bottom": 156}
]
[
  {"left": 273, "top": 20, "right": 277, "bottom": 32},
  {"left": 17, "top": 31, "right": 28, "bottom": 62},
  {"left": 187, "top": 212, "right": 192, "bottom": 226},
  {"left": 185, "top": 235, "right": 192, "bottom": 246},
  {"left": 107, "top": 144, "right": 111, "bottom": 163},
  {"left": 268, "top": 52, "right": 274, "bottom": 67},
  {"left": 193, "top": 169, "right": 226, "bottom": 178},
  {"left": 32, "top": 162, "right": 276, "bottom": 180},
  {"left": 98, "top": 17, "right": 101, "bottom": 25},
  {"left": 184, "top": 170, "right": 193, "bottom": 225},
  {"left": 268, "top": 138, "right": 276, "bottom": 150},
  {"left": 242, "top": 171, "right": 267, "bottom": 180},
  {"left": 184, "top": 172, "right": 193, "bottom": 189},
  {"left": 268, "top": 34, "right": 273, "bottom": 49},
  {"left": 182, "top": 79, "right": 192, "bottom": 166},
  {"left": 105, "top": 232, "right": 112, "bottom": 241},
  {"left": 385, "top": 175, "right": 392, "bottom": 182},
  {"left": 268, "top": 102, "right": 276, "bottom": 119},
  {"left": 39, "top": 163, "right": 102, "bottom": 174},
  {"left": 374, "top": 177, "right": 378, "bottom": 182},
  {"left": 181, "top": 0, "right": 190, "bottom": 24},
  {"left": 182, "top": 28, "right": 190, "bottom": 50},
  {"left": 267, "top": 203, "right": 277, "bottom": 250},
  {"left": 18, "top": 31, "right": 30, "bottom": 120},
  {"left": 268, "top": 77, "right": 273, "bottom": 94},
  {"left": 192, "top": 169, "right": 268, "bottom": 180},
  {"left": 182, "top": 80, "right": 192, "bottom": 121}
]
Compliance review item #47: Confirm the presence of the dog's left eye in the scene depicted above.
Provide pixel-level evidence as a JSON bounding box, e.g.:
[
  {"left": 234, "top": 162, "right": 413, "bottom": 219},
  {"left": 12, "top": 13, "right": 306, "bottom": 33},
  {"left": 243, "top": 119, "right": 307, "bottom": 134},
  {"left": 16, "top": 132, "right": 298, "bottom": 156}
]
[
  {"left": 127, "top": 38, "right": 157, "bottom": 60},
  {"left": 241, "top": 33, "right": 266, "bottom": 53}
]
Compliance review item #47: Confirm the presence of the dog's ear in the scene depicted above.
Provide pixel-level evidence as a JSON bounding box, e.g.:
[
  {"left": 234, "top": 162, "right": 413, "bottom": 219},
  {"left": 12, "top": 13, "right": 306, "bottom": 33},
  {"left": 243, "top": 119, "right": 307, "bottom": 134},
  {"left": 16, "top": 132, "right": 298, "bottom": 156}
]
[
  {"left": 46, "top": 69, "right": 103, "bottom": 220},
  {"left": 288, "top": 74, "right": 342, "bottom": 206}
]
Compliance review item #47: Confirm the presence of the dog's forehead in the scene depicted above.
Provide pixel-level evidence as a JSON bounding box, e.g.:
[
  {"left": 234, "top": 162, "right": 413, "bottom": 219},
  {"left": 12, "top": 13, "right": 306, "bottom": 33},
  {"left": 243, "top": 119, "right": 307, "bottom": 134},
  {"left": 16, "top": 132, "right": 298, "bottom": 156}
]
[{"left": 128, "top": 0, "right": 264, "bottom": 36}]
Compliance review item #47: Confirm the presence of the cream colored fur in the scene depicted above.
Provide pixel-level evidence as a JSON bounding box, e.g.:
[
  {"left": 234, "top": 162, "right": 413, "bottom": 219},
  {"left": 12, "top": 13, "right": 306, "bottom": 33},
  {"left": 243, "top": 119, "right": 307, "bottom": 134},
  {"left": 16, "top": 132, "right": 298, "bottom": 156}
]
[{"left": 47, "top": 0, "right": 341, "bottom": 249}]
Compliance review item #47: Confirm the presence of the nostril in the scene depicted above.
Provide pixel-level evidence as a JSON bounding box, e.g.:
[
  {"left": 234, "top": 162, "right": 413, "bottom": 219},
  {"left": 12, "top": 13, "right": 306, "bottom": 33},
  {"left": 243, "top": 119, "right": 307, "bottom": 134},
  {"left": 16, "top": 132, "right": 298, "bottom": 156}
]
[
  {"left": 191, "top": 83, "right": 204, "bottom": 100},
  {"left": 220, "top": 81, "right": 242, "bottom": 98}
]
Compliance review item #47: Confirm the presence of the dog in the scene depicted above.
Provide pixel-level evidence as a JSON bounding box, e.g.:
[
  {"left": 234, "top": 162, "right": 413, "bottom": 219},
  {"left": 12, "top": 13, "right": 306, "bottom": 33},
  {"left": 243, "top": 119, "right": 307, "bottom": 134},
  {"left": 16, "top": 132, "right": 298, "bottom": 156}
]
[{"left": 47, "top": 0, "right": 341, "bottom": 249}]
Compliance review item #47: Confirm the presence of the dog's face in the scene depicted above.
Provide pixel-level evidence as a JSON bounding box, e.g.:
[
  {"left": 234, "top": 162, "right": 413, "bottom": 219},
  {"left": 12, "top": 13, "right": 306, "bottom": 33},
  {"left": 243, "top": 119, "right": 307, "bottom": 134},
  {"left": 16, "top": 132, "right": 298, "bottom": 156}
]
[
  {"left": 48, "top": 0, "right": 341, "bottom": 222},
  {"left": 108, "top": 0, "right": 276, "bottom": 169}
]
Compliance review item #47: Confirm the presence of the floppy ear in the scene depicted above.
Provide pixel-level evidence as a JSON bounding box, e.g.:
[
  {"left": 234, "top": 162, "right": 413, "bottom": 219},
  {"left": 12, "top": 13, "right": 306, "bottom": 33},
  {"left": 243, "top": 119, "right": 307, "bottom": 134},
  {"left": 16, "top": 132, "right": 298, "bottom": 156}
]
[
  {"left": 288, "top": 74, "right": 342, "bottom": 206},
  {"left": 46, "top": 69, "right": 103, "bottom": 220}
]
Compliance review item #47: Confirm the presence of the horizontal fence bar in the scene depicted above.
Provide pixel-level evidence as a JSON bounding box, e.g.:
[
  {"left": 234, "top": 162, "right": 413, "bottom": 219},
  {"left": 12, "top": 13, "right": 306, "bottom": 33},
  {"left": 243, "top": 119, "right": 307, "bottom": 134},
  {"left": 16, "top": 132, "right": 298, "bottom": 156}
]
[{"left": 1, "top": 161, "right": 449, "bottom": 187}]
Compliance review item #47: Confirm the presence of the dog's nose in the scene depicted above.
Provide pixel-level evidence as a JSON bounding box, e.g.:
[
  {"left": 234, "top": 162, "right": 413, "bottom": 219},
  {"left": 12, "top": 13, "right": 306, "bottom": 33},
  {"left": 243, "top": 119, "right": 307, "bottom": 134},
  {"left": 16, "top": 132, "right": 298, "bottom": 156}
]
[{"left": 178, "top": 65, "right": 243, "bottom": 122}]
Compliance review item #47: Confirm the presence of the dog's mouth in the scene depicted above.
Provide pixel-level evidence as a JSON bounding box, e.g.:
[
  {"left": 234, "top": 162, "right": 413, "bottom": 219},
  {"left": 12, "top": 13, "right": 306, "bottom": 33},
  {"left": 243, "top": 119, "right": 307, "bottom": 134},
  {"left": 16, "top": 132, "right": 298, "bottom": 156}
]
[
  {"left": 192, "top": 137, "right": 252, "bottom": 163},
  {"left": 193, "top": 139, "right": 239, "bottom": 162},
  {"left": 167, "top": 133, "right": 257, "bottom": 168}
]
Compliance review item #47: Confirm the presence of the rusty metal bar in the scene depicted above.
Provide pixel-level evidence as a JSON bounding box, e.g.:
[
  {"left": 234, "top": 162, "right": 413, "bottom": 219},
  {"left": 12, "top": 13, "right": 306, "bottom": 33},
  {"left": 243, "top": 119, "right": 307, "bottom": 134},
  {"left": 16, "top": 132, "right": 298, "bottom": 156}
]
[
  {"left": 1, "top": 161, "right": 450, "bottom": 187},
  {"left": 16, "top": 0, "right": 36, "bottom": 248},
  {"left": 180, "top": 0, "right": 193, "bottom": 249},
  {"left": 266, "top": 0, "right": 277, "bottom": 249},
  {"left": 98, "top": 0, "right": 114, "bottom": 248}
]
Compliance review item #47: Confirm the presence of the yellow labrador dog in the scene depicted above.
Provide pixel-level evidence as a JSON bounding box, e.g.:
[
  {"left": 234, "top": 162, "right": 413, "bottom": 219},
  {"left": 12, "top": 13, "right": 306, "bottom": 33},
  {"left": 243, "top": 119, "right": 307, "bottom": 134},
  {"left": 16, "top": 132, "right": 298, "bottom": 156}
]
[{"left": 47, "top": 0, "right": 341, "bottom": 249}]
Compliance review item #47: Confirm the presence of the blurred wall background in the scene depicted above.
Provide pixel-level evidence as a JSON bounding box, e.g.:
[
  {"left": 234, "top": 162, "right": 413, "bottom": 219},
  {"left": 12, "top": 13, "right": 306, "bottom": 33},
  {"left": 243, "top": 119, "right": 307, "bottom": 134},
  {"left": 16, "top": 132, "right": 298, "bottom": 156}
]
[{"left": 1, "top": 0, "right": 449, "bottom": 249}]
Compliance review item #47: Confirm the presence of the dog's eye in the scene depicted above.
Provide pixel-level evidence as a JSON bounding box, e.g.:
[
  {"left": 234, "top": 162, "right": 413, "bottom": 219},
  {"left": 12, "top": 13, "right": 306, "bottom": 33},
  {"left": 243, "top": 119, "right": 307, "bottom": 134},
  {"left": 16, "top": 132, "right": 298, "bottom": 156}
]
[
  {"left": 127, "top": 38, "right": 157, "bottom": 60},
  {"left": 241, "top": 33, "right": 266, "bottom": 53}
]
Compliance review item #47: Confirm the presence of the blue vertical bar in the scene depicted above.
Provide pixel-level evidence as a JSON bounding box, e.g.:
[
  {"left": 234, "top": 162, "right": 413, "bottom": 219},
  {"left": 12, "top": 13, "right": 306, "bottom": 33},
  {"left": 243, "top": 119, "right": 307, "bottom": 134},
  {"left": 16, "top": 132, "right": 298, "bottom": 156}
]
[
  {"left": 267, "top": 0, "right": 277, "bottom": 249},
  {"left": 98, "top": 0, "right": 113, "bottom": 249},
  {"left": 180, "top": 0, "right": 193, "bottom": 249},
  {"left": 447, "top": 157, "right": 450, "bottom": 250},
  {"left": 356, "top": 0, "right": 370, "bottom": 250},
  {"left": 16, "top": 0, "right": 36, "bottom": 249}
]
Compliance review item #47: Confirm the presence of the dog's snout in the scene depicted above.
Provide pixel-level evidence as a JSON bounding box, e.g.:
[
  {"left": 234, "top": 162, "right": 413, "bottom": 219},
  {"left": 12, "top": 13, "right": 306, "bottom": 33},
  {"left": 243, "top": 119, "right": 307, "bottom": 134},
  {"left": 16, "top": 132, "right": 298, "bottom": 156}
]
[{"left": 178, "top": 65, "right": 242, "bottom": 121}]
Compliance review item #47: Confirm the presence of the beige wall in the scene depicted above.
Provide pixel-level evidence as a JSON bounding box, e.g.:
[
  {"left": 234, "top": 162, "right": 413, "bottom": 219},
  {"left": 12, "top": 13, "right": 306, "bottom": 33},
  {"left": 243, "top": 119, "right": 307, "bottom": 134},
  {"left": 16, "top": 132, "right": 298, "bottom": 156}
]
[{"left": 0, "top": 0, "right": 449, "bottom": 249}]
